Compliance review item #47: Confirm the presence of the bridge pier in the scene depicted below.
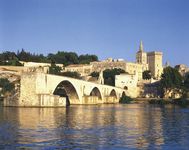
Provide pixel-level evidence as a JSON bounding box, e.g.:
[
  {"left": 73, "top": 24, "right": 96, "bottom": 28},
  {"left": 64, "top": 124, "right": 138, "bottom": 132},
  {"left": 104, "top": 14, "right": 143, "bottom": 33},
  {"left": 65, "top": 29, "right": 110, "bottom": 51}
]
[
  {"left": 38, "top": 94, "right": 68, "bottom": 107},
  {"left": 82, "top": 96, "right": 103, "bottom": 104},
  {"left": 104, "top": 96, "right": 119, "bottom": 103}
]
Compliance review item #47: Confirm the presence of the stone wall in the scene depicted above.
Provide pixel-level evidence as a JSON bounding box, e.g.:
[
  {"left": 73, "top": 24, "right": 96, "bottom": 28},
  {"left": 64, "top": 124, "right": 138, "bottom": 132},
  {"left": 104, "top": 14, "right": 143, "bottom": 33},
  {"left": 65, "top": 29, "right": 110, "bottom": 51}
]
[
  {"left": 90, "top": 61, "right": 126, "bottom": 72},
  {"left": 0, "top": 66, "right": 25, "bottom": 73},
  {"left": 19, "top": 73, "right": 39, "bottom": 106}
]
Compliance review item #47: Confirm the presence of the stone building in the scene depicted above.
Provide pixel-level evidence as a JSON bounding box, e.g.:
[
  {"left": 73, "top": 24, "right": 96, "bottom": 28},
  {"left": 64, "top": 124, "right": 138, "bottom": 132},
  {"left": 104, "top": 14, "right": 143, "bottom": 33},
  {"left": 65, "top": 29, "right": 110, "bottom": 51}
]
[
  {"left": 115, "top": 73, "right": 138, "bottom": 89},
  {"left": 64, "top": 64, "right": 92, "bottom": 76},
  {"left": 115, "top": 73, "right": 139, "bottom": 97},
  {"left": 136, "top": 41, "right": 163, "bottom": 79},
  {"left": 64, "top": 41, "right": 163, "bottom": 81},
  {"left": 20, "top": 61, "right": 64, "bottom": 69},
  {"left": 125, "top": 62, "right": 148, "bottom": 81},
  {"left": 147, "top": 52, "right": 163, "bottom": 79},
  {"left": 175, "top": 64, "right": 189, "bottom": 76},
  {"left": 90, "top": 59, "right": 126, "bottom": 72},
  {"left": 136, "top": 41, "right": 147, "bottom": 64}
]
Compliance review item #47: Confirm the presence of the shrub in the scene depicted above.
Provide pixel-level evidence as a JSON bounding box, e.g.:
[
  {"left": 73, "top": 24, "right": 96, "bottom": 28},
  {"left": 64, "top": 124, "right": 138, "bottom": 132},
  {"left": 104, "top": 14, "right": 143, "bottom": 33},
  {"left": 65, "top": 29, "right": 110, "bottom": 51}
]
[
  {"left": 119, "top": 95, "right": 133, "bottom": 104},
  {"left": 172, "top": 98, "right": 189, "bottom": 107},
  {"left": 148, "top": 99, "right": 170, "bottom": 105}
]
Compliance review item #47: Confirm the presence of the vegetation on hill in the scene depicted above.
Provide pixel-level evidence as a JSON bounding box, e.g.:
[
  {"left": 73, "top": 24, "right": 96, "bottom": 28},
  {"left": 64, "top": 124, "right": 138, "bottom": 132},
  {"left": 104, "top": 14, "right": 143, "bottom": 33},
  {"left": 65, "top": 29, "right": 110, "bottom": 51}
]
[
  {"left": 48, "top": 51, "right": 98, "bottom": 66},
  {"left": 49, "top": 64, "right": 81, "bottom": 79},
  {"left": 90, "top": 72, "right": 99, "bottom": 78},
  {"left": 148, "top": 98, "right": 189, "bottom": 107},
  {"left": 184, "top": 72, "right": 189, "bottom": 89},
  {"left": 0, "top": 51, "right": 23, "bottom": 66},
  {"left": 48, "top": 51, "right": 79, "bottom": 66},
  {"left": 78, "top": 54, "right": 98, "bottom": 64},
  {"left": 160, "top": 67, "right": 183, "bottom": 90},
  {"left": 17, "top": 49, "right": 50, "bottom": 63},
  {"left": 0, "top": 49, "right": 98, "bottom": 66},
  {"left": 148, "top": 67, "right": 189, "bottom": 106},
  {"left": 158, "top": 66, "right": 189, "bottom": 99},
  {"left": 49, "top": 63, "right": 62, "bottom": 75},
  {"left": 159, "top": 66, "right": 183, "bottom": 97}
]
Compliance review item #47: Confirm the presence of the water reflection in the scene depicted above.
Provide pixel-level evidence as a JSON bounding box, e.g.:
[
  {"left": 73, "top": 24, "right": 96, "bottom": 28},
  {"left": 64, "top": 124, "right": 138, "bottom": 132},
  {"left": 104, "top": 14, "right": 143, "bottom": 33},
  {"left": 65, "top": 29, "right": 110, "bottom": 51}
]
[{"left": 0, "top": 104, "right": 189, "bottom": 149}]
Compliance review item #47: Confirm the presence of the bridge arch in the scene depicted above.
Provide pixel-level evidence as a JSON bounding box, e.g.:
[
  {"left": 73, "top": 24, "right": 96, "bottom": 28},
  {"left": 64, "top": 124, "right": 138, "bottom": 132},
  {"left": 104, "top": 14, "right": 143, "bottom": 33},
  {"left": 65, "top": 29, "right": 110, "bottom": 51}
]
[
  {"left": 90, "top": 87, "right": 102, "bottom": 100},
  {"left": 109, "top": 89, "right": 117, "bottom": 98},
  {"left": 53, "top": 80, "right": 80, "bottom": 104}
]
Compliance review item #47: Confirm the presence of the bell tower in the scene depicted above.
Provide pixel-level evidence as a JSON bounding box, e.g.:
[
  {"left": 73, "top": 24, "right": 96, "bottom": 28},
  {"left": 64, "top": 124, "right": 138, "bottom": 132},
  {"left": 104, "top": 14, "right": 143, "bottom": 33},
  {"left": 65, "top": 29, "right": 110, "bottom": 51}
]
[{"left": 136, "top": 41, "right": 147, "bottom": 64}]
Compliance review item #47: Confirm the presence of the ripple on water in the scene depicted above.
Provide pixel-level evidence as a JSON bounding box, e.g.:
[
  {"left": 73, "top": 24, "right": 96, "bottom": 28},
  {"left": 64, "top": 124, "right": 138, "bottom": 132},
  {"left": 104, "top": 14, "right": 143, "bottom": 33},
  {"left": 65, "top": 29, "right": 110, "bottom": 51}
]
[{"left": 0, "top": 104, "right": 189, "bottom": 149}]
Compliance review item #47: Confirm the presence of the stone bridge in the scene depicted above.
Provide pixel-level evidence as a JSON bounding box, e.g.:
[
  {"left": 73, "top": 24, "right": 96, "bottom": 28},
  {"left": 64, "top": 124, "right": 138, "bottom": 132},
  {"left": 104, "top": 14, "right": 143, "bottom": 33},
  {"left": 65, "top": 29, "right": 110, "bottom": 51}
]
[{"left": 7, "top": 72, "right": 129, "bottom": 107}]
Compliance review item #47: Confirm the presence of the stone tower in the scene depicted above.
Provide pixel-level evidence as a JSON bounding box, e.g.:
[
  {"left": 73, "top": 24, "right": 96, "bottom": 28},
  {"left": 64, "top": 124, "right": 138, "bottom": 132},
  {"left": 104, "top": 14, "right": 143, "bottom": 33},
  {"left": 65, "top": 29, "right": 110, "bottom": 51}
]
[
  {"left": 147, "top": 51, "right": 163, "bottom": 79},
  {"left": 136, "top": 41, "right": 147, "bottom": 64}
]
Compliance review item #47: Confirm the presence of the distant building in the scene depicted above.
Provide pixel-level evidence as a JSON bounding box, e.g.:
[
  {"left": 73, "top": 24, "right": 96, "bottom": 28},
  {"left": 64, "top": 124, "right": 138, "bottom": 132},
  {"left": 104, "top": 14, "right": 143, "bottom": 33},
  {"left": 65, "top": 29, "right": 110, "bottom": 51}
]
[
  {"left": 64, "top": 64, "right": 92, "bottom": 76},
  {"left": 90, "top": 60, "right": 126, "bottom": 72},
  {"left": 115, "top": 73, "right": 138, "bottom": 90},
  {"left": 64, "top": 41, "right": 163, "bottom": 81},
  {"left": 20, "top": 61, "right": 64, "bottom": 69},
  {"left": 175, "top": 64, "right": 189, "bottom": 76},
  {"left": 115, "top": 73, "right": 139, "bottom": 97},
  {"left": 125, "top": 62, "right": 148, "bottom": 81},
  {"left": 147, "top": 51, "right": 163, "bottom": 79},
  {"left": 136, "top": 41, "right": 147, "bottom": 64},
  {"left": 136, "top": 41, "right": 163, "bottom": 79}
]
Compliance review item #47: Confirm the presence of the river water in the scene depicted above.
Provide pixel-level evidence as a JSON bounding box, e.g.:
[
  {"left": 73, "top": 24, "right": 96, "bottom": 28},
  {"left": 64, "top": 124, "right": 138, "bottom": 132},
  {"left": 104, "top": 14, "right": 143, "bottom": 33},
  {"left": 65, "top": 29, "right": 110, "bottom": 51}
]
[{"left": 0, "top": 104, "right": 189, "bottom": 150}]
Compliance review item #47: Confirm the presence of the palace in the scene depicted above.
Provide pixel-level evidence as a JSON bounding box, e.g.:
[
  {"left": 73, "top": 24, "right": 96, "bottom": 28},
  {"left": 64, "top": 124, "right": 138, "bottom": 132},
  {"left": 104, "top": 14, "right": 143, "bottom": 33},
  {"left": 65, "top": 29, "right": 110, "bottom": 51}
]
[{"left": 65, "top": 41, "right": 163, "bottom": 81}]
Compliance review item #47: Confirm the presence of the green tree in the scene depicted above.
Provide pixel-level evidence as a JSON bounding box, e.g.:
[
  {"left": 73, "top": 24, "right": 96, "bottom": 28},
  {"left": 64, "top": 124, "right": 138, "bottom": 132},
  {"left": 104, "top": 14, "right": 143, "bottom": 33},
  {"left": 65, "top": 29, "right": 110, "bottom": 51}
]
[
  {"left": 79, "top": 54, "right": 98, "bottom": 64},
  {"left": 143, "top": 70, "right": 152, "bottom": 80},
  {"left": 17, "top": 49, "right": 32, "bottom": 62},
  {"left": 90, "top": 71, "right": 99, "bottom": 78},
  {"left": 160, "top": 67, "right": 183, "bottom": 96},
  {"left": 103, "top": 68, "right": 126, "bottom": 86},
  {"left": 0, "top": 51, "right": 17, "bottom": 60},
  {"left": 48, "top": 51, "right": 79, "bottom": 66},
  {"left": 184, "top": 72, "right": 189, "bottom": 89},
  {"left": 17, "top": 49, "right": 50, "bottom": 63},
  {"left": 49, "top": 63, "right": 62, "bottom": 75},
  {"left": 1, "top": 50, "right": 98, "bottom": 66},
  {"left": 0, "top": 51, "right": 22, "bottom": 66}
]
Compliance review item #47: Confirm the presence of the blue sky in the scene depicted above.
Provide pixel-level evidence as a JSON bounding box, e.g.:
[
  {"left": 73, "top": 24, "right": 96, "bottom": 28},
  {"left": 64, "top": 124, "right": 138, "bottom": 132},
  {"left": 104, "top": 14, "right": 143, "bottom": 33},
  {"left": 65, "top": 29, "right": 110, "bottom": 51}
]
[{"left": 0, "top": 0, "right": 189, "bottom": 66}]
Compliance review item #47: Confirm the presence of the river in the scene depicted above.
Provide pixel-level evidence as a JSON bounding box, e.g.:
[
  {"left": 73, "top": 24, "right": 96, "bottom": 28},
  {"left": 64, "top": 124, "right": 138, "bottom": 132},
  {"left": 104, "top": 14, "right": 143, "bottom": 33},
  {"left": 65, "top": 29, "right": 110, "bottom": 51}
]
[{"left": 0, "top": 104, "right": 189, "bottom": 149}]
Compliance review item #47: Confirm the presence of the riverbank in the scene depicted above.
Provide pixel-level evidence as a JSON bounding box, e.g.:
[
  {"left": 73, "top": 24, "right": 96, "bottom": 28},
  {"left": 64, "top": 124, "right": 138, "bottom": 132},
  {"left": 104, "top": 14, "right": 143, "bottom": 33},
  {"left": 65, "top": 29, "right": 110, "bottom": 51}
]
[
  {"left": 122, "top": 97, "right": 189, "bottom": 107},
  {"left": 148, "top": 98, "right": 189, "bottom": 106}
]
